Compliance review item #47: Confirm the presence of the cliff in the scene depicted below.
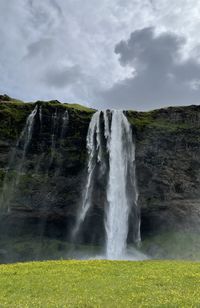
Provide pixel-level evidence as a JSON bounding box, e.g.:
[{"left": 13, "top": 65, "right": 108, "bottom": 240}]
[
  {"left": 0, "top": 95, "right": 94, "bottom": 242},
  {"left": 127, "top": 107, "right": 200, "bottom": 234},
  {"left": 0, "top": 95, "right": 200, "bottom": 260}
]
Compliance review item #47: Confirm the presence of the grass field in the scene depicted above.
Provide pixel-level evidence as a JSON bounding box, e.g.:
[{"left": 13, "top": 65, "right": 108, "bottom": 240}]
[{"left": 0, "top": 260, "right": 200, "bottom": 307}]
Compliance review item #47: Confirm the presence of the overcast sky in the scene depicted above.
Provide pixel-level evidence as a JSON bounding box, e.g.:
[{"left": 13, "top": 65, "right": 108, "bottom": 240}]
[{"left": 1, "top": 0, "right": 200, "bottom": 110}]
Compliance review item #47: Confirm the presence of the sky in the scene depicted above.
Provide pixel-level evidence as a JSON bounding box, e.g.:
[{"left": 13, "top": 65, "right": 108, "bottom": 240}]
[{"left": 1, "top": 0, "right": 200, "bottom": 110}]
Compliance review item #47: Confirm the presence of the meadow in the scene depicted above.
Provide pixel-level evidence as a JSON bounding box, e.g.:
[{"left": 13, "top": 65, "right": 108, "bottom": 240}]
[{"left": 0, "top": 260, "right": 200, "bottom": 307}]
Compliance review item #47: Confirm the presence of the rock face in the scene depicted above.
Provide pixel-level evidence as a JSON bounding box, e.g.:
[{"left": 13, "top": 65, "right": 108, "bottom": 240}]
[
  {"left": 127, "top": 107, "right": 200, "bottom": 237},
  {"left": 0, "top": 96, "right": 200, "bottom": 244},
  {"left": 0, "top": 97, "right": 94, "bottom": 242}
]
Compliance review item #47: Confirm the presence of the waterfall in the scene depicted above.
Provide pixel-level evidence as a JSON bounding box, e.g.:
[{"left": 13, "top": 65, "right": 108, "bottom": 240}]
[
  {"left": 50, "top": 109, "right": 58, "bottom": 165},
  {"left": 106, "top": 110, "right": 139, "bottom": 259},
  {"left": 0, "top": 105, "right": 38, "bottom": 211},
  {"left": 73, "top": 110, "right": 140, "bottom": 259},
  {"left": 16, "top": 105, "right": 38, "bottom": 177},
  {"left": 60, "top": 110, "right": 69, "bottom": 139},
  {"left": 72, "top": 111, "right": 103, "bottom": 239},
  {"left": 39, "top": 106, "right": 43, "bottom": 129}
]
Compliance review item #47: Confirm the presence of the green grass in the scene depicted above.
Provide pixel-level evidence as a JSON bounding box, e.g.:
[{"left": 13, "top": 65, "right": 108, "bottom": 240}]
[
  {"left": 0, "top": 260, "right": 200, "bottom": 307},
  {"left": 0, "top": 96, "right": 94, "bottom": 141},
  {"left": 127, "top": 110, "right": 191, "bottom": 132},
  {"left": 66, "top": 103, "right": 95, "bottom": 113},
  {"left": 0, "top": 101, "right": 32, "bottom": 139}
]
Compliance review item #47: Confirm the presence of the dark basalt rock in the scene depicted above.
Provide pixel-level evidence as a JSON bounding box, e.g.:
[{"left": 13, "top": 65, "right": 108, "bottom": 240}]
[{"left": 0, "top": 96, "right": 200, "bottom": 246}]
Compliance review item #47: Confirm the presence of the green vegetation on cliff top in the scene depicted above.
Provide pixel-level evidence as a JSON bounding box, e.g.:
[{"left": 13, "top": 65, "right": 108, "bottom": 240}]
[
  {"left": 0, "top": 95, "right": 94, "bottom": 139},
  {"left": 127, "top": 105, "right": 200, "bottom": 132},
  {"left": 0, "top": 260, "right": 200, "bottom": 307},
  {"left": 1, "top": 94, "right": 200, "bottom": 139},
  {"left": 0, "top": 95, "right": 94, "bottom": 113}
]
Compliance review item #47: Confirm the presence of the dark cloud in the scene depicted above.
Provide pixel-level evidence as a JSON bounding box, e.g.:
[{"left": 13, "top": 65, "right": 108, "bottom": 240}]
[
  {"left": 26, "top": 38, "right": 53, "bottom": 59},
  {"left": 42, "top": 65, "right": 82, "bottom": 88},
  {"left": 27, "top": 0, "right": 63, "bottom": 29},
  {"left": 99, "top": 27, "right": 200, "bottom": 110}
]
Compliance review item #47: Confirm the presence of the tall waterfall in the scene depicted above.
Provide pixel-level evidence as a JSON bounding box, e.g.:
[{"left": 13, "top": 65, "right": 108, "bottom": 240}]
[
  {"left": 73, "top": 110, "right": 140, "bottom": 259},
  {"left": 106, "top": 111, "right": 139, "bottom": 259}
]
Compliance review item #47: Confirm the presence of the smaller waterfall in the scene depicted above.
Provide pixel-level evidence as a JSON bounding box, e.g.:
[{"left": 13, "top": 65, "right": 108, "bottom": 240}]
[
  {"left": 72, "top": 111, "right": 102, "bottom": 239},
  {"left": 103, "top": 111, "right": 110, "bottom": 145},
  {"left": 39, "top": 106, "right": 43, "bottom": 129},
  {"left": 50, "top": 109, "right": 58, "bottom": 165},
  {"left": 60, "top": 110, "right": 69, "bottom": 139},
  {"left": 16, "top": 105, "right": 38, "bottom": 178},
  {"left": 0, "top": 105, "right": 38, "bottom": 211}
]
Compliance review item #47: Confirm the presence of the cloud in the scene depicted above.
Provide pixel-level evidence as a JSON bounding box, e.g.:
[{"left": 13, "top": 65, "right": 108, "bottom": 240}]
[
  {"left": 99, "top": 27, "right": 200, "bottom": 110},
  {"left": 1, "top": 1, "right": 200, "bottom": 109},
  {"left": 26, "top": 0, "right": 62, "bottom": 32},
  {"left": 26, "top": 38, "right": 53, "bottom": 59},
  {"left": 42, "top": 65, "right": 82, "bottom": 88}
]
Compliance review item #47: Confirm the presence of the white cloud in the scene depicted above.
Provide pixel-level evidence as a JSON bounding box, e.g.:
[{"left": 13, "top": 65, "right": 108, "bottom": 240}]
[{"left": 0, "top": 0, "right": 200, "bottom": 109}]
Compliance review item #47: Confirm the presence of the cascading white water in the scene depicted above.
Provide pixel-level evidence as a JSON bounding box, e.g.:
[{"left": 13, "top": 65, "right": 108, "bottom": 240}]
[
  {"left": 106, "top": 110, "right": 138, "bottom": 259},
  {"left": 15, "top": 105, "right": 38, "bottom": 188},
  {"left": 103, "top": 111, "right": 110, "bottom": 142},
  {"left": 0, "top": 105, "right": 38, "bottom": 211},
  {"left": 72, "top": 111, "right": 102, "bottom": 239},
  {"left": 60, "top": 110, "right": 69, "bottom": 139},
  {"left": 18, "top": 105, "right": 38, "bottom": 167},
  {"left": 39, "top": 106, "right": 42, "bottom": 128},
  {"left": 51, "top": 109, "right": 57, "bottom": 147},
  {"left": 50, "top": 109, "right": 58, "bottom": 164},
  {"left": 73, "top": 110, "right": 140, "bottom": 259}
]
